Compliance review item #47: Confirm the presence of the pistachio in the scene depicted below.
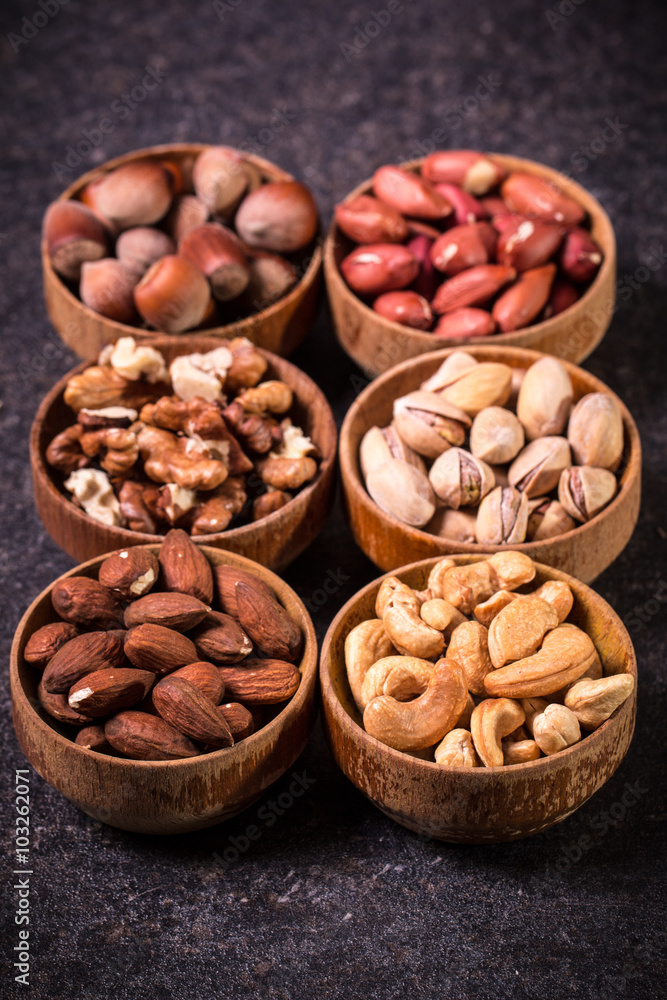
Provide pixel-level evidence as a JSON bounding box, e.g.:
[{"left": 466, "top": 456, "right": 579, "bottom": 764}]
[
  {"left": 470, "top": 406, "right": 524, "bottom": 464},
  {"left": 359, "top": 425, "right": 426, "bottom": 479},
  {"left": 508, "top": 436, "right": 571, "bottom": 498},
  {"left": 392, "top": 391, "right": 471, "bottom": 459},
  {"left": 429, "top": 447, "right": 494, "bottom": 509},
  {"left": 365, "top": 458, "right": 436, "bottom": 527},
  {"left": 558, "top": 466, "right": 618, "bottom": 522},
  {"left": 425, "top": 506, "right": 478, "bottom": 542},
  {"left": 420, "top": 351, "right": 479, "bottom": 393},
  {"left": 517, "top": 356, "right": 573, "bottom": 440},
  {"left": 527, "top": 499, "right": 576, "bottom": 540},
  {"left": 475, "top": 486, "right": 529, "bottom": 544},
  {"left": 567, "top": 392, "right": 624, "bottom": 471},
  {"left": 436, "top": 362, "right": 513, "bottom": 417}
]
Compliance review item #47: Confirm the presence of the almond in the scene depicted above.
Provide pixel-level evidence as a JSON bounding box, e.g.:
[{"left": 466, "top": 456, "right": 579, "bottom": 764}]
[
  {"left": 190, "top": 611, "right": 253, "bottom": 664},
  {"left": 214, "top": 564, "right": 279, "bottom": 618},
  {"left": 105, "top": 710, "right": 201, "bottom": 760},
  {"left": 51, "top": 576, "right": 124, "bottom": 630},
  {"left": 98, "top": 548, "right": 159, "bottom": 599},
  {"left": 217, "top": 658, "right": 300, "bottom": 704},
  {"left": 124, "top": 623, "right": 198, "bottom": 673},
  {"left": 219, "top": 702, "right": 254, "bottom": 741},
  {"left": 235, "top": 582, "right": 302, "bottom": 662},
  {"left": 152, "top": 676, "right": 234, "bottom": 747},
  {"left": 171, "top": 661, "right": 224, "bottom": 703},
  {"left": 38, "top": 678, "right": 94, "bottom": 727},
  {"left": 68, "top": 667, "right": 155, "bottom": 717},
  {"left": 158, "top": 528, "right": 214, "bottom": 604},
  {"left": 42, "top": 629, "right": 127, "bottom": 694},
  {"left": 23, "top": 622, "right": 80, "bottom": 670},
  {"left": 75, "top": 724, "right": 115, "bottom": 753},
  {"left": 124, "top": 592, "right": 210, "bottom": 631}
]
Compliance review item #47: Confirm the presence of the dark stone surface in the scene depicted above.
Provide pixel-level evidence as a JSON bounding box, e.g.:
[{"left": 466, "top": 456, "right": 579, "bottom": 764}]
[{"left": 0, "top": 0, "right": 665, "bottom": 996}]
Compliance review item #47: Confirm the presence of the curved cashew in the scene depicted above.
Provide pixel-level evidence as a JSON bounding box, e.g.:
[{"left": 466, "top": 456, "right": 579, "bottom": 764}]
[
  {"left": 439, "top": 561, "right": 496, "bottom": 614},
  {"left": 383, "top": 601, "right": 445, "bottom": 660},
  {"left": 435, "top": 729, "right": 480, "bottom": 767},
  {"left": 344, "top": 619, "right": 396, "bottom": 712},
  {"left": 487, "top": 551, "right": 536, "bottom": 590},
  {"left": 533, "top": 580, "right": 573, "bottom": 623},
  {"left": 503, "top": 739, "right": 541, "bottom": 765},
  {"left": 360, "top": 656, "right": 433, "bottom": 710},
  {"left": 363, "top": 657, "right": 468, "bottom": 752},
  {"left": 426, "top": 558, "right": 456, "bottom": 598},
  {"left": 484, "top": 625, "right": 597, "bottom": 699},
  {"left": 447, "top": 620, "right": 493, "bottom": 696},
  {"left": 473, "top": 590, "right": 519, "bottom": 627},
  {"left": 420, "top": 598, "right": 466, "bottom": 636},
  {"left": 488, "top": 596, "right": 559, "bottom": 669},
  {"left": 532, "top": 703, "right": 581, "bottom": 755},
  {"left": 564, "top": 674, "right": 634, "bottom": 731},
  {"left": 375, "top": 576, "right": 420, "bottom": 619},
  {"left": 470, "top": 697, "right": 525, "bottom": 767}
]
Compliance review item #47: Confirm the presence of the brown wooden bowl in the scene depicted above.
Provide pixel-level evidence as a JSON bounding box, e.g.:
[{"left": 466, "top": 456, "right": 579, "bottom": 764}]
[
  {"left": 324, "top": 154, "right": 616, "bottom": 376},
  {"left": 31, "top": 336, "right": 337, "bottom": 571},
  {"left": 43, "top": 143, "right": 322, "bottom": 360},
  {"left": 320, "top": 555, "right": 637, "bottom": 843},
  {"left": 11, "top": 545, "right": 318, "bottom": 835},
  {"left": 340, "top": 345, "right": 641, "bottom": 582}
]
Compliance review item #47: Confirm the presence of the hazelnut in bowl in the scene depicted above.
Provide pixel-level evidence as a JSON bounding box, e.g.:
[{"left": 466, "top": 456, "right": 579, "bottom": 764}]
[
  {"left": 43, "top": 143, "right": 322, "bottom": 360},
  {"left": 31, "top": 335, "right": 337, "bottom": 570},
  {"left": 320, "top": 553, "right": 637, "bottom": 843},
  {"left": 324, "top": 152, "right": 615, "bottom": 376},
  {"left": 11, "top": 537, "right": 318, "bottom": 834},
  {"left": 340, "top": 345, "right": 641, "bottom": 583}
]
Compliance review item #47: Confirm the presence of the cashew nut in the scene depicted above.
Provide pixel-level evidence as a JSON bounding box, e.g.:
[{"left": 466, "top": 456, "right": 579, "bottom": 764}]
[
  {"left": 363, "top": 657, "right": 468, "bottom": 751},
  {"left": 503, "top": 739, "right": 541, "bottom": 765},
  {"left": 473, "top": 589, "right": 519, "bottom": 627},
  {"left": 375, "top": 576, "right": 420, "bottom": 619},
  {"left": 532, "top": 580, "right": 574, "bottom": 623},
  {"left": 532, "top": 703, "right": 581, "bottom": 755},
  {"left": 519, "top": 698, "right": 549, "bottom": 735},
  {"left": 470, "top": 697, "right": 525, "bottom": 767},
  {"left": 488, "top": 596, "right": 559, "bottom": 669},
  {"left": 383, "top": 601, "right": 445, "bottom": 660},
  {"left": 344, "top": 619, "right": 396, "bottom": 712},
  {"left": 434, "top": 729, "right": 480, "bottom": 767},
  {"left": 564, "top": 674, "right": 634, "bottom": 731},
  {"left": 484, "top": 625, "right": 597, "bottom": 699},
  {"left": 447, "top": 620, "right": 493, "bottom": 696},
  {"left": 426, "top": 558, "right": 456, "bottom": 598},
  {"left": 420, "top": 598, "right": 466, "bottom": 637},
  {"left": 487, "top": 551, "right": 536, "bottom": 590},
  {"left": 360, "top": 656, "right": 433, "bottom": 710}
]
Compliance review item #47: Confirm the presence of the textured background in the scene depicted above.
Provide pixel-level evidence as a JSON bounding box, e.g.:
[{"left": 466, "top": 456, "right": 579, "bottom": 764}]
[{"left": 1, "top": 0, "right": 666, "bottom": 997}]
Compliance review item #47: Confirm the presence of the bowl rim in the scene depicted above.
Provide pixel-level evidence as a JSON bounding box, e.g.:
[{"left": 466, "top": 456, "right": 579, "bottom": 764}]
[
  {"left": 339, "top": 343, "right": 642, "bottom": 555},
  {"left": 11, "top": 543, "right": 318, "bottom": 770},
  {"left": 42, "top": 142, "right": 323, "bottom": 341},
  {"left": 319, "top": 553, "right": 637, "bottom": 777},
  {"left": 31, "top": 336, "right": 338, "bottom": 547},
  {"left": 324, "top": 151, "right": 616, "bottom": 350}
]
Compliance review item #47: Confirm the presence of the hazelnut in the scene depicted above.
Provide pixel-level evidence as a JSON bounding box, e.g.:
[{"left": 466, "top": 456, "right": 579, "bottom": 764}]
[
  {"left": 81, "top": 161, "right": 174, "bottom": 230},
  {"left": 44, "top": 200, "right": 109, "bottom": 281},
  {"left": 80, "top": 258, "right": 141, "bottom": 324},
  {"left": 115, "top": 227, "right": 175, "bottom": 272},
  {"left": 163, "top": 194, "right": 210, "bottom": 243},
  {"left": 134, "top": 255, "right": 212, "bottom": 332},
  {"left": 179, "top": 223, "right": 250, "bottom": 302},
  {"left": 242, "top": 251, "right": 298, "bottom": 309},
  {"left": 235, "top": 181, "right": 318, "bottom": 253},
  {"left": 192, "top": 146, "right": 250, "bottom": 216}
]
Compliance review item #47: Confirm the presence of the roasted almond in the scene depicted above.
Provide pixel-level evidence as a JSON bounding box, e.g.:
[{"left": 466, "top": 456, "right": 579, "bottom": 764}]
[
  {"left": 190, "top": 611, "right": 253, "bottom": 664},
  {"left": 98, "top": 548, "right": 159, "bottom": 599},
  {"left": 124, "top": 592, "right": 210, "bottom": 631},
  {"left": 213, "top": 564, "right": 275, "bottom": 618},
  {"left": 42, "top": 630, "right": 127, "bottom": 694},
  {"left": 219, "top": 702, "right": 254, "bottom": 740},
  {"left": 51, "top": 577, "right": 124, "bottom": 630},
  {"left": 171, "top": 661, "right": 224, "bottom": 703},
  {"left": 105, "top": 710, "right": 201, "bottom": 760},
  {"left": 152, "top": 676, "right": 234, "bottom": 747},
  {"left": 23, "top": 622, "right": 80, "bottom": 670},
  {"left": 235, "top": 581, "right": 302, "bottom": 662},
  {"left": 217, "top": 658, "right": 301, "bottom": 704},
  {"left": 124, "top": 623, "right": 198, "bottom": 673},
  {"left": 75, "top": 724, "right": 115, "bottom": 754},
  {"left": 158, "top": 528, "right": 214, "bottom": 604},
  {"left": 68, "top": 667, "right": 155, "bottom": 717},
  {"left": 38, "top": 678, "right": 94, "bottom": 727}
]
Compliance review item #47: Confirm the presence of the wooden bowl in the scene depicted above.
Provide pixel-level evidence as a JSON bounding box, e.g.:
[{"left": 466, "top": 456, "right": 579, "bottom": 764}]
[
  {"left": 43, "top": 143, "right": 322, "bottom": 360},
  {"left": 31, "top": 336, "right": 337, "bottom": 570},
  {"left": 11, "top": 545, "right": 318, "bottom": 835},
  {"left": 324, "top": 154, "right": 616, "bottom": 376},
  {"left": 320, "top": 555, "right": 637, "bottom": 843},
  {"left": 340, "top": 345, "right": 641, "bottom": 582}
]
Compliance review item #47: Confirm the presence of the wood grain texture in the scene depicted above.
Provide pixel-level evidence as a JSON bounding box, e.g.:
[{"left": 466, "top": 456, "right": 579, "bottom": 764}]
[
  {"left": 325, "top": 154, "right": 616, "bottom": 376},
  {"left": 11, "top": 546, "right": 318, "bottom": 835},
  {"left": 340, "top": 345, "right": 641, "bottom": 581},
  {"left": 31, "top": 336, "right": 337, "bottom": 570},
  {"left": 320, "top": 555, "right": 637, "bottom": 844},
  {"left": 42, "top": 143, "right": 322, "bottom": 360}
]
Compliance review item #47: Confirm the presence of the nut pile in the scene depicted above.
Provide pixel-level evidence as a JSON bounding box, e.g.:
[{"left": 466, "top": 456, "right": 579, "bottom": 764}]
[
  {"left": 46, "top": 337, "right": 320, "bottom": 534},
  {"left": 336, "top": 151, "right": 603, "bottom": 337},
  {"left": 344, "top": 553, "right": 634, "bottom": 763},
  {"left": 23, "top": 532, "right": 303, "bottom": 760},
  {"left": 44, "top": 146, "right": 319, "bottom": 331},
  {"left": 360, "top": 351, "right": 623, "bottom": 543}
]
